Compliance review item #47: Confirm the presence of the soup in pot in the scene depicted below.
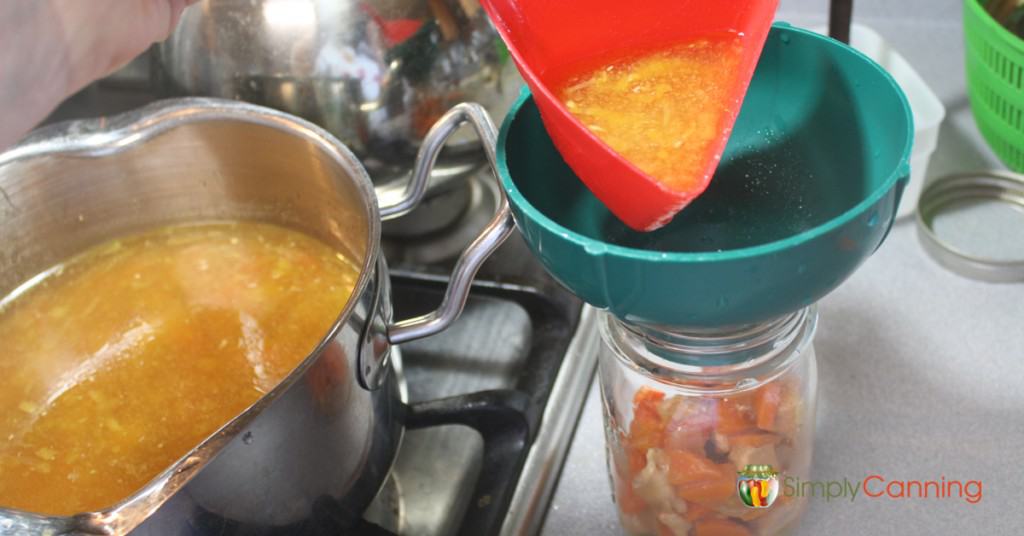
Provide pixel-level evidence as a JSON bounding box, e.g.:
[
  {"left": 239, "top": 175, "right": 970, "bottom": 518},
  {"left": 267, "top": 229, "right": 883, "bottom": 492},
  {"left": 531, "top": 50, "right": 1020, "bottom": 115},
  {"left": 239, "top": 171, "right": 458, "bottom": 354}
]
[{"left": 0, "top": 221, "right": 361, "bottom": 515}]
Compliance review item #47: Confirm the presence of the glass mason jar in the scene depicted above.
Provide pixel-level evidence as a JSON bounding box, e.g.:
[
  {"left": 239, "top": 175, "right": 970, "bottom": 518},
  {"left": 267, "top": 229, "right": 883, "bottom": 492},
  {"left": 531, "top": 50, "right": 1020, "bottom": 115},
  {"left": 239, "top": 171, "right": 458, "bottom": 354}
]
[{"left": 598, "top": 307, "right": 818, "bottom": 536}]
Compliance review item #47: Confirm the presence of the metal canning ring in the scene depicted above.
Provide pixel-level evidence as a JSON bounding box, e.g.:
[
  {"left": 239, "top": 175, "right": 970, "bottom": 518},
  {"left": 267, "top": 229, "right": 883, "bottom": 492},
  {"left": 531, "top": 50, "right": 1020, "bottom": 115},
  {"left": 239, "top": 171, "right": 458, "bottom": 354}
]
[{"left": 916, "top": 170, "right": 1024, "bottom": 282}]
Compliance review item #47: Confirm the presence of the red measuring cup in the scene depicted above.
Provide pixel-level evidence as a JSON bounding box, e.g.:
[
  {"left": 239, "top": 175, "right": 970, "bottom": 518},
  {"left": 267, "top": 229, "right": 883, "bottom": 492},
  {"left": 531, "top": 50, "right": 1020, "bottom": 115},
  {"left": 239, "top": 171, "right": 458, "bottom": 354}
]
[{"left": 481, "top": 0, "right": 779, "bottom": 231}]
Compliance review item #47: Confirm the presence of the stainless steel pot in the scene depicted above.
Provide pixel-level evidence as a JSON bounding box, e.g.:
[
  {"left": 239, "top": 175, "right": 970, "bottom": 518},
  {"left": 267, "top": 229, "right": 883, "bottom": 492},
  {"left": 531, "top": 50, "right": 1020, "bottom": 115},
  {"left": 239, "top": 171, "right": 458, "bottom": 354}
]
[
  {"left": 155, "top": 0, "right": 522, "bottom": 192},
  {"left": 0, "top": 98, "right": 514, "bottom": 534}
]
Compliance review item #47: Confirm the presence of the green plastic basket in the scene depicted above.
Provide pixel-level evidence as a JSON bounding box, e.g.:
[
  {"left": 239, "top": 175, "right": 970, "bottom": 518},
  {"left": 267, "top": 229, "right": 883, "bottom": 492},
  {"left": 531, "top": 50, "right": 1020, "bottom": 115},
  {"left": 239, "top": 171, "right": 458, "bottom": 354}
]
[{"left": 964, "top": 0, "right": 1024, "bottom": 171}]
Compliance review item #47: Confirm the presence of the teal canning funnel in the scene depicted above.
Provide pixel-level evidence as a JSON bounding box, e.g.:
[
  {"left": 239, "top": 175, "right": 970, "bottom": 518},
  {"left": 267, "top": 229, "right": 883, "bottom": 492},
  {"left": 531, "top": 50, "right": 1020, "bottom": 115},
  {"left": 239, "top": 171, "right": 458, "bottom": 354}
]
[{"left": 496, "top": 23, "right": 913, "bottom": 328}]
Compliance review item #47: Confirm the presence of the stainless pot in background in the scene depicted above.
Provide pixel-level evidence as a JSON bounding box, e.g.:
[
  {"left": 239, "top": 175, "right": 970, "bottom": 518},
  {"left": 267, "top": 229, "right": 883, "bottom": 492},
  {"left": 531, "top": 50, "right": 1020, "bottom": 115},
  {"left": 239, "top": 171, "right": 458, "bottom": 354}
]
[
  {"left": 0, "top": 98, "right": 516, "bottom": 534},
  {"left": 154, "top": 0, "right": 521, "bottom": 199}
]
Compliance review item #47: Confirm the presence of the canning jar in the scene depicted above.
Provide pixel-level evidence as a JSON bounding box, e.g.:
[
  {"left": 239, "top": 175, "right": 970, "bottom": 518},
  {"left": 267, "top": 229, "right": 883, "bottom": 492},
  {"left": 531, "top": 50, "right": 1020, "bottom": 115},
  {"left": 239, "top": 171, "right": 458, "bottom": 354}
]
[{"left": 598, "top": 308, "right": 818, "bottom": 536}]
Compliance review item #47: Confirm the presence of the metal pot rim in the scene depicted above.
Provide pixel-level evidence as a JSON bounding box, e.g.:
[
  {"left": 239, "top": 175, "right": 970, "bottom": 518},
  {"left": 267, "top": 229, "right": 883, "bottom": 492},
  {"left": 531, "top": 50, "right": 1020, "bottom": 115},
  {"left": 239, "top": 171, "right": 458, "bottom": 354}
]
[{"left": 0, "top": 97, "right": 387, "bottom": 530}]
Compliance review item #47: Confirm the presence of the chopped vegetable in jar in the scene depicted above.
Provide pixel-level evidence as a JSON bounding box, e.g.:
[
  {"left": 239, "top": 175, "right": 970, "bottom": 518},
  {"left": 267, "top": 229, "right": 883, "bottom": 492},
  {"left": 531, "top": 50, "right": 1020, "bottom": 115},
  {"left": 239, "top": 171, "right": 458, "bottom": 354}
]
[{"left": 609, "top": 376, "right": 810, "bottom": 536}]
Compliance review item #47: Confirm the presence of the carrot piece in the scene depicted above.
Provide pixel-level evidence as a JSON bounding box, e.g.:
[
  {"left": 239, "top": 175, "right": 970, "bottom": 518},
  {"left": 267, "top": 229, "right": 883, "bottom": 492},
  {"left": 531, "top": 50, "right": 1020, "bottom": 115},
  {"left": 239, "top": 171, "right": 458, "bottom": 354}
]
[
  {"left": 716, "top": 396, "right": 755, "bottom": 435},
  {"left": 676, "top": 477, "right": 736, "bottom": 506},
  {"left": 755, "top": 383, "right": 782, "bottom": 431},
  {"left": 616, "top": 477, "right": 648, "bottom": 514},
  {"left": 629, "top": 412, "right": 664, "bottom": 452},
  {"left": 728, "top": 431, "right": 780, "bottom": 449},
  {"left": 628, "top": 388, "right": 667, "bottom": 452},
  {"left": 634, "top": 386, "right": 666, "bottom": 411},
  {"left": 666, "top": 449, "right": 721, "bottom": 485},
  {"left": 628, "top": 447, "right": 648, "bottom": 474},
  {"left": 693, "top": 518, "right": 752, "bottom": 536},
  {"left": 674, "top": 464, "right": 737, "bottom": 506},
  {"left": 683, "top": 502, "right": 713, "bottom": 522}
]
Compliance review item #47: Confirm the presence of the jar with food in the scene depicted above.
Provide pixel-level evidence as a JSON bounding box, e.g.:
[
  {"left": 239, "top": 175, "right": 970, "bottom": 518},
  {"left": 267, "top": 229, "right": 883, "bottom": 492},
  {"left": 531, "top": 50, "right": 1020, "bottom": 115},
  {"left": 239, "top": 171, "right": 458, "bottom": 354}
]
[{"left": 598, "top": 308, "right": 818, "bottom": 536}]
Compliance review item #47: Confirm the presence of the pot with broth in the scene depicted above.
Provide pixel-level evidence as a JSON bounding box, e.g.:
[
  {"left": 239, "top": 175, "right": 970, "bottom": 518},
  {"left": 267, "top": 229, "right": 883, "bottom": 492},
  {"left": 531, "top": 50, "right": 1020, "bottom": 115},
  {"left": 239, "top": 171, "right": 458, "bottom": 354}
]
[
  {"left": 0, "top": 222, "right": 360, "bottom": 516},
  {"left": 0, "top": 99, "right": 514, "bottom": 534}
]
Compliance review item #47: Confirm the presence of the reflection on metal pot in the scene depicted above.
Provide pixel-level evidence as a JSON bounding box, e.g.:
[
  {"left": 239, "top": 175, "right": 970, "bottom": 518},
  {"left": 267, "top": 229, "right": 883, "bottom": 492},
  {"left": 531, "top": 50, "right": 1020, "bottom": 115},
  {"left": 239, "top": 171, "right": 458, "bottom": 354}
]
[{"left": 156, "top": 0, "right": 522, "bottom": 188}]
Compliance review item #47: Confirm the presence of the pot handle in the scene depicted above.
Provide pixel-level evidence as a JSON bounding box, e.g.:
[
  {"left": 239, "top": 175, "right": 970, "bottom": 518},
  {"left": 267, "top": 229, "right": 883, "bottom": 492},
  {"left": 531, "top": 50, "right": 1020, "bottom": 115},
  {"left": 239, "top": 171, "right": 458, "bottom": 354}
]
[{"left": 381, "top": 103, "right": 515, "bottom": 345}]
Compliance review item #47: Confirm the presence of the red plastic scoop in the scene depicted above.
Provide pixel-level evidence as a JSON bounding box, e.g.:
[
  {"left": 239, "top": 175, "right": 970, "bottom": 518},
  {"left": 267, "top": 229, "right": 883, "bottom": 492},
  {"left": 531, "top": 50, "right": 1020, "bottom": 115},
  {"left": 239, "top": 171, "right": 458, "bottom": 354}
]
[{"left": 481, "top": 0, "right": 779, "bottom": 231}]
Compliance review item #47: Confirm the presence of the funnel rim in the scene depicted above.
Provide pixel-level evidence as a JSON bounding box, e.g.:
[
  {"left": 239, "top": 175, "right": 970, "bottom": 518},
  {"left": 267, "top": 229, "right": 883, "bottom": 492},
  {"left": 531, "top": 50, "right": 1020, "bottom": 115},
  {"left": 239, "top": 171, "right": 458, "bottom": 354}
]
[{"left": 497, "top": 24, "right": 914, "bottom": 264}]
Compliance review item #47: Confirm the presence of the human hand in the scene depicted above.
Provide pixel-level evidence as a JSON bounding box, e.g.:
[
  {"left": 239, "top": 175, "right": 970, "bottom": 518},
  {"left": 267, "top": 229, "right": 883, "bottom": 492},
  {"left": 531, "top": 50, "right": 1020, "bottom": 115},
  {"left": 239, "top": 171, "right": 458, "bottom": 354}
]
[{"left": 0, "top": 0, "right": 197, "bottom": 149}]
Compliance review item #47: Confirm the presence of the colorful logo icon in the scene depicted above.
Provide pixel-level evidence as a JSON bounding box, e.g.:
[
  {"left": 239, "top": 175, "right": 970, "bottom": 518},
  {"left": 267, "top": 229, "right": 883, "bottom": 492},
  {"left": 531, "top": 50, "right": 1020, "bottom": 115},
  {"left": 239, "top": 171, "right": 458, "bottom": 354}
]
[{"left": 737, "top": 464, "right": 779, "bottom": 508}]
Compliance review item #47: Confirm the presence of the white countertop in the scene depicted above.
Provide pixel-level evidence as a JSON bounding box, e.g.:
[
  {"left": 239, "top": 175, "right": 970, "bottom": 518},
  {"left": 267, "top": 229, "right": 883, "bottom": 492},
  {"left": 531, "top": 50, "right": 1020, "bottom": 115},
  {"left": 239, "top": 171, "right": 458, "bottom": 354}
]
[{"left": 541, "top": 3, "right": 1024, "bottom": 535}]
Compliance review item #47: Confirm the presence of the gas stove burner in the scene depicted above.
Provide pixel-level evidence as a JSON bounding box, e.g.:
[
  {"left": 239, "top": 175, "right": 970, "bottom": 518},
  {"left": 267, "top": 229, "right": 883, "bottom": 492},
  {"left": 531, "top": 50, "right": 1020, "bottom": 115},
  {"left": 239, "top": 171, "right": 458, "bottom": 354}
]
[
  {"left": 355, "top": 273, "right": 593, "bottom": 536},
  {"left": 382, "top": 171, "right": 500, "bottom": 267}
]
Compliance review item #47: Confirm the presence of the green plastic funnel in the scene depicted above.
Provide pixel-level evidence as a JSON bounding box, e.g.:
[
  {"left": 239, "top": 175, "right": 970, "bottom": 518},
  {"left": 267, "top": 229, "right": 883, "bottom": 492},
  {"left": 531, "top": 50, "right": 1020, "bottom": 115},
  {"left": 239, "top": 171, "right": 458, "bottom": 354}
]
[{"left": 497, "top": 24, "right": 913, "bottom": 328}]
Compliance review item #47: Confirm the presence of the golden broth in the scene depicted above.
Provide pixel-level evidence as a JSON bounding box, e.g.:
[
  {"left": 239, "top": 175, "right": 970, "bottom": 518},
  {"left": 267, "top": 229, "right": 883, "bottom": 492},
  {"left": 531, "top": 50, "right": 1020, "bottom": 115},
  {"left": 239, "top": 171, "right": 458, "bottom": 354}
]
[
  {"left": 0, "top": 222, "right": 360, "bottom": 515},
  {"left": 557, "top": 36, "right": 744, "bottom": 192}
]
